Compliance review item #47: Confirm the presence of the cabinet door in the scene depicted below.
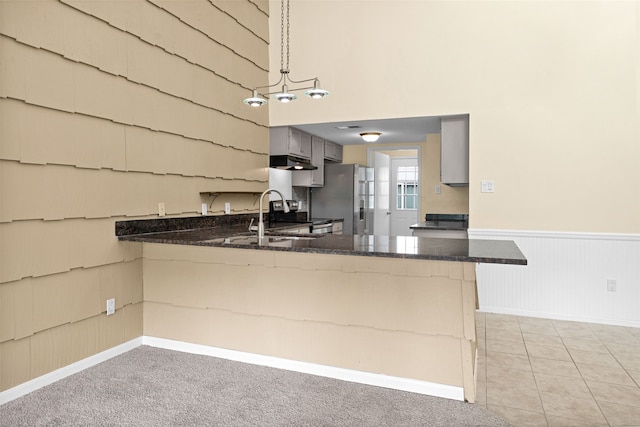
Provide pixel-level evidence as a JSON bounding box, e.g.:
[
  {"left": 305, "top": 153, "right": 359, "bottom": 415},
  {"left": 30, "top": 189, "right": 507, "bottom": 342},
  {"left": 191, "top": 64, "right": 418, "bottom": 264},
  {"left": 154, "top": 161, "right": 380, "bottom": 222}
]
[
  {"left": 334, "top": 144, "right": 343, "bottom": 162},
  {"left": 324, "top": 140, "right": 335, "bottom": 160},
  {"left": 292, "top": 138, "right": 324, "bottom": 187},
  {"left": 311, "top": 164, "right": 324, "bottom": 186},
  {"left": 299, "top": 132, "right": 312, "bottom": 158},
  {"left": 287, "top": 128, "right": 312, "bottom": 159},
  {"left": 288, "top": 128, "right": 303, "bottom": 157},
  {"left": 440, "top": 117, "right": 469, "bottom": 186},
  {"left": 324, "top": 140, "right": 343, "bottom": 162}
]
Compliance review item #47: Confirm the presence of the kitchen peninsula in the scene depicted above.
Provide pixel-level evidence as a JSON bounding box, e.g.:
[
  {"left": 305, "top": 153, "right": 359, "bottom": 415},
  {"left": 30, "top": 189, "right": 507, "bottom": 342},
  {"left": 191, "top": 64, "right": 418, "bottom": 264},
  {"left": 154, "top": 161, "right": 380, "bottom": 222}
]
[{"left": 116, "top": 215, "right": 526, "bottom": 403}]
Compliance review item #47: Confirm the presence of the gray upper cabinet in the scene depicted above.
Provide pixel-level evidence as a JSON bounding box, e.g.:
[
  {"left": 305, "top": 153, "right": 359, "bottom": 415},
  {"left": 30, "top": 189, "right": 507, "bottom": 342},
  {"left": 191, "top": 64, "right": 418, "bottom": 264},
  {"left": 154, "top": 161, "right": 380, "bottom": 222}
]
[
  {"left": 324, "top": 140, "right": 343, "bottom": 163},
  {"left": 440, "top": 116, "right": 469, "bottom": 187},
  {"left": 270, "top": 127, "right": 312, "bottom": 160},
  {"left": 293, "top": 136, "right": 325, "bottom": 187}
]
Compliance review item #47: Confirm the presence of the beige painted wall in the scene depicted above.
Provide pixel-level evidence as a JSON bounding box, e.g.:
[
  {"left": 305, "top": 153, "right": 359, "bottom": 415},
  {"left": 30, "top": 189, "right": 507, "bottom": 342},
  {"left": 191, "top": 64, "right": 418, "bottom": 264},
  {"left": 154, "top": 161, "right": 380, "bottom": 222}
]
[
  {"left": 142, "top": 243, "right": 479, "bottom": 402},
  {"left": 0, "top": 0, "right": 269, "bottom": 392},
  {"left": 343, "top": 135, "right": 469, "bottom": 216},
  {"left": 269, "top": 1, "right": 640, "bottom": 233}
]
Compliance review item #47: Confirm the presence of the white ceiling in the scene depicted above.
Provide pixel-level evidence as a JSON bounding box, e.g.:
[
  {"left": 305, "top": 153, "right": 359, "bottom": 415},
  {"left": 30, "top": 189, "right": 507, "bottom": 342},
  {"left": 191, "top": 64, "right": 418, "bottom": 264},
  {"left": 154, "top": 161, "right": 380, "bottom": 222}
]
[{"left": 293, "top": 116, "right": 444, "bottom": 146}]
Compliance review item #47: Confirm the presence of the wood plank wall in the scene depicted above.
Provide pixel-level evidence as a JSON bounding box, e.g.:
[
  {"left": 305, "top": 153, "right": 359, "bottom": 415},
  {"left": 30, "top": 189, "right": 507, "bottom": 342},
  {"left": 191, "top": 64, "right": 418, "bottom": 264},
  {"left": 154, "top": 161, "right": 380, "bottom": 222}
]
[{"left": 0, "top": 0, "right": 270, "bottom": 391}]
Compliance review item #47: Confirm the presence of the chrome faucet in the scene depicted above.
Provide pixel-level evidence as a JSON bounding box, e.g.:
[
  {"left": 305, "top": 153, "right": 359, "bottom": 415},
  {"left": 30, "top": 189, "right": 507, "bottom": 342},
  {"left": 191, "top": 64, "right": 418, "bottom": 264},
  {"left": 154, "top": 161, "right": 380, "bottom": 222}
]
[{"left": 255, "top": 188, "right": 289, "bottom": 239}]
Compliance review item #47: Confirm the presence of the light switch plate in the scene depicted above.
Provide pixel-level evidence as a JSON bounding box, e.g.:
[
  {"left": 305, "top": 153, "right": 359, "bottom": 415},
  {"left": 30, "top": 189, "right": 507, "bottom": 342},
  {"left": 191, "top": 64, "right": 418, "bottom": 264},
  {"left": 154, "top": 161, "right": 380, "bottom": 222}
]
[
  {"left": 158, "top": 202, "right": 166, "bottom": 216},
  {"left": 225, "top": 202, "right": 231, "bottom": 214},
  {"left": 481, "top": 180, "right": 495, "bottom": 193}
]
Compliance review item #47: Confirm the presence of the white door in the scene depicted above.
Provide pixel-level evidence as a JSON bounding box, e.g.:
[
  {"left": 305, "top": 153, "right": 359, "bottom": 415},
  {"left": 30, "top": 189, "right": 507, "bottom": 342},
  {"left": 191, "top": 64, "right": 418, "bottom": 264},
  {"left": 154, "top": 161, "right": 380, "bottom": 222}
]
[
  {"left": 373, "top": 151, "right": 390, "bottom": 236},
  {"left": 390, "top": 158, "right": 419, "bottom": 236}
]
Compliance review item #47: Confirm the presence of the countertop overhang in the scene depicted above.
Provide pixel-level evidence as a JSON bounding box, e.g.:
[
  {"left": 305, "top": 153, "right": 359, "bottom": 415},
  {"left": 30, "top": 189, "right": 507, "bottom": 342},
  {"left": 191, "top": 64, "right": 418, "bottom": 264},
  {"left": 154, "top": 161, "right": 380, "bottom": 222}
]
[
  {"left": 410, "top": 221, "right": 468, "bottom": 231},
  {"left": 116, "top": 216, "right": 526, "bottom": 265}
]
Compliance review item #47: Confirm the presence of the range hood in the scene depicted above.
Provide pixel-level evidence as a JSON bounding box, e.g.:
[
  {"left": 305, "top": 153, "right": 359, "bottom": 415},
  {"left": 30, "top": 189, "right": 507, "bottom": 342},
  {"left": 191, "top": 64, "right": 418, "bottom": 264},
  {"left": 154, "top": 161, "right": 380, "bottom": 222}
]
[{"left": 269, "top": 155, "right": 317, "bottom": 170}]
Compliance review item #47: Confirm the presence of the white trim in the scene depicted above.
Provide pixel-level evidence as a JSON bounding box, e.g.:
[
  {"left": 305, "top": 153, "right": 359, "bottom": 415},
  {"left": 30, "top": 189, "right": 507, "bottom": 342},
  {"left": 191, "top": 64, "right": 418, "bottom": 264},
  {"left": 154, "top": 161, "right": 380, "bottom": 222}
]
[
  {"left": 0, "top": 335, "right": 464, "bottom": 407},
  {"left": 142, "top": 336, "right": 465, "bottom": 401},
  {"left": 0, "top": 338, "right": 142, "bottom": 406},
  {"left": 468, "top": 228, "right": 640, "bottom": 242},
  {"left": 478, "top": 306, "right": 640, "bottom": 329}
]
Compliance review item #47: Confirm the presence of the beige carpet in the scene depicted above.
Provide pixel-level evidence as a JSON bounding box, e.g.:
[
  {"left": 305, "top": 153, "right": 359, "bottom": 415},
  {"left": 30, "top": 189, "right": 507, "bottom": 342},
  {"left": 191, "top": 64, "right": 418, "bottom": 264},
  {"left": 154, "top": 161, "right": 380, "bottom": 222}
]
[{"left": 0, "top": 346, "right": 511, "bottom": 426}]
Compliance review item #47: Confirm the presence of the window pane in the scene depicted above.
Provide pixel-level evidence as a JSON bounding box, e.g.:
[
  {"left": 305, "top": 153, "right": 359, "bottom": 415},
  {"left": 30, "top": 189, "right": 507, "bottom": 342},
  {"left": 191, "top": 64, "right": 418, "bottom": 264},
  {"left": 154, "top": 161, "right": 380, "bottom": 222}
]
[
  {"left": 406, "top": 195, "right": 416, "bottom": 209},
  {"left": 395, "top": 166, "right": 419, "bottom": 210}
]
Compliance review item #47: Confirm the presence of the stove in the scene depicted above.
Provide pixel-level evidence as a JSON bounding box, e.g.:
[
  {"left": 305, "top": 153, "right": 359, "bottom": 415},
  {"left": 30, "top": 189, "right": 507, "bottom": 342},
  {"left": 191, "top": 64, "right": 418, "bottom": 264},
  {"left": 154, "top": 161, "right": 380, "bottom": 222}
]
[
  {"left": 269, "top": 201, "right": 335, "bottom": 234},
  {"left": 269, "top": 200, "right": 307, "bottom": 224}
]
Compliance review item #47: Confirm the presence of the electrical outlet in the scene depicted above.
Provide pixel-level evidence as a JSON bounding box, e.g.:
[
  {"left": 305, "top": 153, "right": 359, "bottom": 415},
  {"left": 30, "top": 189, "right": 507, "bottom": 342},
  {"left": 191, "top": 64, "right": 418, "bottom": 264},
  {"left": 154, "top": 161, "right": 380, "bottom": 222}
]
[
  {"left": 435, "top": 185, "right": 441, "bottom": 194},
  {"left": 106, "top": 298, "right": 115, "bottom": 315},
  {"left": 201, "top": 203, "right": 207, "bottom": 215},
  {"left": 607, "top": 279, "right": 617, "bottom": 292},
  {"left": 225, "top": 202, "right": 231, "bottom": 214},
  {"left": 158, "top": 202, "right": 166, "bottom": 217}
]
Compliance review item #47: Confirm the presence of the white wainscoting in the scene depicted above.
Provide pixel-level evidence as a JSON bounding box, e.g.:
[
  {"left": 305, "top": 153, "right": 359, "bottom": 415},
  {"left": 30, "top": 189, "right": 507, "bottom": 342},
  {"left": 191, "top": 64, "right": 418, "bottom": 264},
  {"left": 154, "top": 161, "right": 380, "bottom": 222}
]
[{"left": 468, "top": 229, "right": 640, "bottom": 328}]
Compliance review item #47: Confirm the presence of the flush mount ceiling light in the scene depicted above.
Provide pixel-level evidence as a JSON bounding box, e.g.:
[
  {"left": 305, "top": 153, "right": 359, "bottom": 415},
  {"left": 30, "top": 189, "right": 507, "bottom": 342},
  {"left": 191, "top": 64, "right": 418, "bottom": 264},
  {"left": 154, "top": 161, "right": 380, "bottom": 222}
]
[
  {"left": 243, "top": 0, "right": 329, "bottom": 107},
  {"left": 360, "top": 132, "right": 382, "bottom": 143}
]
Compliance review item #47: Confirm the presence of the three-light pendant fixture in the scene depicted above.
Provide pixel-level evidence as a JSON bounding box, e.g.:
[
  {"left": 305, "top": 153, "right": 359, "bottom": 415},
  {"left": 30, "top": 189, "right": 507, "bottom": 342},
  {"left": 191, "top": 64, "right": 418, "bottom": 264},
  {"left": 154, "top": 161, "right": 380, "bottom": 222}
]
[{"left": 243, "top": 0, "right": 329, "bottom": 107}]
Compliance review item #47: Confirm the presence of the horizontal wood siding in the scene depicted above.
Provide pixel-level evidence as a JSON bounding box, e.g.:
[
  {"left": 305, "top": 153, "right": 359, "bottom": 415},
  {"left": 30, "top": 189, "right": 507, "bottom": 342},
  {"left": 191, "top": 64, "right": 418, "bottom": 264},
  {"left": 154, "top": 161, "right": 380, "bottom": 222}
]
[{"left": 0, "top": 0, "right": 269, "bottom": 392}]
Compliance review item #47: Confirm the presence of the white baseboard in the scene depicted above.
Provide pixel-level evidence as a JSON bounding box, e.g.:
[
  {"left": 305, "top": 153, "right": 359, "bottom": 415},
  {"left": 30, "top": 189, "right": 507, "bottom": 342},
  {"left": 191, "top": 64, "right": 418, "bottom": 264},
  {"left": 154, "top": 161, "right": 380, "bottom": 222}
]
[
  {"left": 143, "top": 336, "right": 465, "bottom": 401},
  {"left": 0, "top": 336, "right": 464, "bottom": 406},
  {"left": 0, "top": 338, "right": 142, "bottom": 406},
  {"left": 479, "top": 306, "right": 640, "bottom": 329}
]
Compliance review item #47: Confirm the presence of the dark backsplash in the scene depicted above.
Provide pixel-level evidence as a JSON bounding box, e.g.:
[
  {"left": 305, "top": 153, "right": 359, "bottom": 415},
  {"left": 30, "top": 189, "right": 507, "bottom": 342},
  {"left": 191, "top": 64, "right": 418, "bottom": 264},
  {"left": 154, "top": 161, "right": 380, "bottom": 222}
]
[{"left": 115, "top": 213, "right": 258, "bottom": 237}]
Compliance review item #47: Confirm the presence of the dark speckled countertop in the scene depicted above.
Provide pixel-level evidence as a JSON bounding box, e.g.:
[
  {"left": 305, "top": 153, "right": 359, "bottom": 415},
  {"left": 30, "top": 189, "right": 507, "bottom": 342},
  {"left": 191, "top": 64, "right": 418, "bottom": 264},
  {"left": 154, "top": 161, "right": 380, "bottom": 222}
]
[
  {"left": 116, "top": 214, "right": 526, "bottom": 265},
  {"left": 410, "top": 221, "right": 469, "bottom": 231}
]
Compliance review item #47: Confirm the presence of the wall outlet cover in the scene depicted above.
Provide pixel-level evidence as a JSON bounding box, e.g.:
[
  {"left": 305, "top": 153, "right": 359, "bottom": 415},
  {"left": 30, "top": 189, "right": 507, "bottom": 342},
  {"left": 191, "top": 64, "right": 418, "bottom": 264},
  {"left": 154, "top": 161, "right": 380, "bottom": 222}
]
[
  {"left": 106, "top": 298, "right": 116, "bottom": 316},
  {"left": 225, "top": 202, "right": 231, "bottom": 215}
]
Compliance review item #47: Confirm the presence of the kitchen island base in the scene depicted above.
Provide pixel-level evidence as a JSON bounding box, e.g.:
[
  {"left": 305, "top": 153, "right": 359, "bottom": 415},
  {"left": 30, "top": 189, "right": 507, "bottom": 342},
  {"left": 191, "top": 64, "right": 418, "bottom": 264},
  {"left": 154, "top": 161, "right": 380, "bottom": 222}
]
[{"left": 142, "top": 243, "right": 480, "bottom": 402}]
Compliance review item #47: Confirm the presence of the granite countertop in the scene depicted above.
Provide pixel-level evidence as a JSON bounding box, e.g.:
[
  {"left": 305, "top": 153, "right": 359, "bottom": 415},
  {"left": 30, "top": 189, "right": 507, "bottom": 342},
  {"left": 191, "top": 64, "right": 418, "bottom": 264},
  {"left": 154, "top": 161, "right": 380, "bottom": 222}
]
[
  {"left": 311, "top": 218, "right": 344, "bottom": 224},
  {"left": 410, "top": 221, "right": 468, "bottom": 231},
  {"left": 116, "top": 215, "right": 526, "bottom": 265}
]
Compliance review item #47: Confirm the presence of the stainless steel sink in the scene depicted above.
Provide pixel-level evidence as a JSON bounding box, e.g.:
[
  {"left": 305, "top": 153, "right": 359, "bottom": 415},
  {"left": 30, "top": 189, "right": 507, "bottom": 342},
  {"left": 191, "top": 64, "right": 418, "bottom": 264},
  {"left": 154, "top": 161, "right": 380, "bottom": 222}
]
[{"left": 201, "top": 234, "right": 320, "bottom": 246}]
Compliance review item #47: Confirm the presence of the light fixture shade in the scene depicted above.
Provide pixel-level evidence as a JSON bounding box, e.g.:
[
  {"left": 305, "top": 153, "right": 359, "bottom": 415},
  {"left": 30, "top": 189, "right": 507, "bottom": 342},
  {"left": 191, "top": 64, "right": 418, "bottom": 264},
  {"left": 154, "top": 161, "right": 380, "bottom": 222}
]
[
  {"left": 305, "top": 88, "right": 329, "bottom": 99},
  {"left": 360, "top": 132, "right": 381, "bottom": 143},
  {"left": 243, "top": 89, "right": 267, "bottom": 107},
  {"left": 305, "top": 80, "right": 329, "bottom": 99},
  {"left": 275, "top": 92, "right": 297, "bottom": 103}
]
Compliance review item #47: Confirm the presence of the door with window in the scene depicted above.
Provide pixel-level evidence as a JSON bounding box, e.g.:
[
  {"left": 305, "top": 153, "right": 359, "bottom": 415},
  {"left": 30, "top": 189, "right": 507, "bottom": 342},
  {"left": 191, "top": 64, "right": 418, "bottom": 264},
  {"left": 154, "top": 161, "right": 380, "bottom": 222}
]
[{"left": 390, "top": 158, "right": 419, "bottom": 236}]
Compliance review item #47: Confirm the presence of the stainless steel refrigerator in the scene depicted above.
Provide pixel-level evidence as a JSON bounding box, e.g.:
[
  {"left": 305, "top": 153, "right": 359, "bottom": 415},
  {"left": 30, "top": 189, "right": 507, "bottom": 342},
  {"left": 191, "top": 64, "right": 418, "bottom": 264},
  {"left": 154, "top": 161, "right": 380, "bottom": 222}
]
[{"left": 311, "top": 163, "right": 374, "bottom": 235}]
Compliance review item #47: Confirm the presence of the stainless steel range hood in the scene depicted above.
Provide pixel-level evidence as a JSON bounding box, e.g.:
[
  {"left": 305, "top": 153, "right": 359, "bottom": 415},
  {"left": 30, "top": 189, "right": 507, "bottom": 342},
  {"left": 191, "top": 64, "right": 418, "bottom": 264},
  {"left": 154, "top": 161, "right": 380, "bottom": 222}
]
[{"left": 269, "top": 155, "right": 317, "bottom": 170}]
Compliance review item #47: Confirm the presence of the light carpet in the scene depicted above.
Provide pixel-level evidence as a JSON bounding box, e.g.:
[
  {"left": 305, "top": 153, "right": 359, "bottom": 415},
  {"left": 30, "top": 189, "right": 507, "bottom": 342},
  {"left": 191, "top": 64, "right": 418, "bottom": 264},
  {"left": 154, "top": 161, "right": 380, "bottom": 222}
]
[{"left": 0, "top": 346, "right": 511, "bottom": 426}]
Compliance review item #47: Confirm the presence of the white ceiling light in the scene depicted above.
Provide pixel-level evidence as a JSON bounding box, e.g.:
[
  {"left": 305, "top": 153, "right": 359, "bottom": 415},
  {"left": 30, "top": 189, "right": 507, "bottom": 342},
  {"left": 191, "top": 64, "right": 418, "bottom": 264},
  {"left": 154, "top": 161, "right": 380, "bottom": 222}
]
[
  {"left": 243, "top": 0, "right": 329, "bottom": 107},
  {"left": 360, "top": 132, "right": 382, "bottom": 143}
]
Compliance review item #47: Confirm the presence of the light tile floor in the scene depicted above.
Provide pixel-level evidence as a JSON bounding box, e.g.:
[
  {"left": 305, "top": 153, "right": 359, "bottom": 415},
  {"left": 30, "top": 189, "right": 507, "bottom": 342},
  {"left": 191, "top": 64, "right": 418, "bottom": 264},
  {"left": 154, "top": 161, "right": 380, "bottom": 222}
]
[{"left": 475, "top": 312, "right": 640, "bottom": 427}]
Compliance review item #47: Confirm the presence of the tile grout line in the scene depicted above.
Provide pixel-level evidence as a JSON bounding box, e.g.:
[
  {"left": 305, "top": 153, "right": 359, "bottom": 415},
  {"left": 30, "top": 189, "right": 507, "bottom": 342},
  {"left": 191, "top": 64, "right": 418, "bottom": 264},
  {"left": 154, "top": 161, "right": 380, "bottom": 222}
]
[
  {"left": 597, "top": 330, "right": 640, "bottom": 389},
  {"left": 519, "top": 318, "right": 551, "bottom": 427},
  {"left": 557, "top": 323, "right": 611, "bottom": 427}
]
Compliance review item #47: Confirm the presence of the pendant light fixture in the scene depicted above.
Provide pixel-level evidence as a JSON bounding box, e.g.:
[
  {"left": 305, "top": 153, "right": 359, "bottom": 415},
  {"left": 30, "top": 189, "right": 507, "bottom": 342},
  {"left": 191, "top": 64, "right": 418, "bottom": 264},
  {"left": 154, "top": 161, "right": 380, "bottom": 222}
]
[
  {"left": 243, "top": 0, "right": 329, "bottom": 107},
  {"left": 360, "top": 132, "right": 382, "bottom": 143}
]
